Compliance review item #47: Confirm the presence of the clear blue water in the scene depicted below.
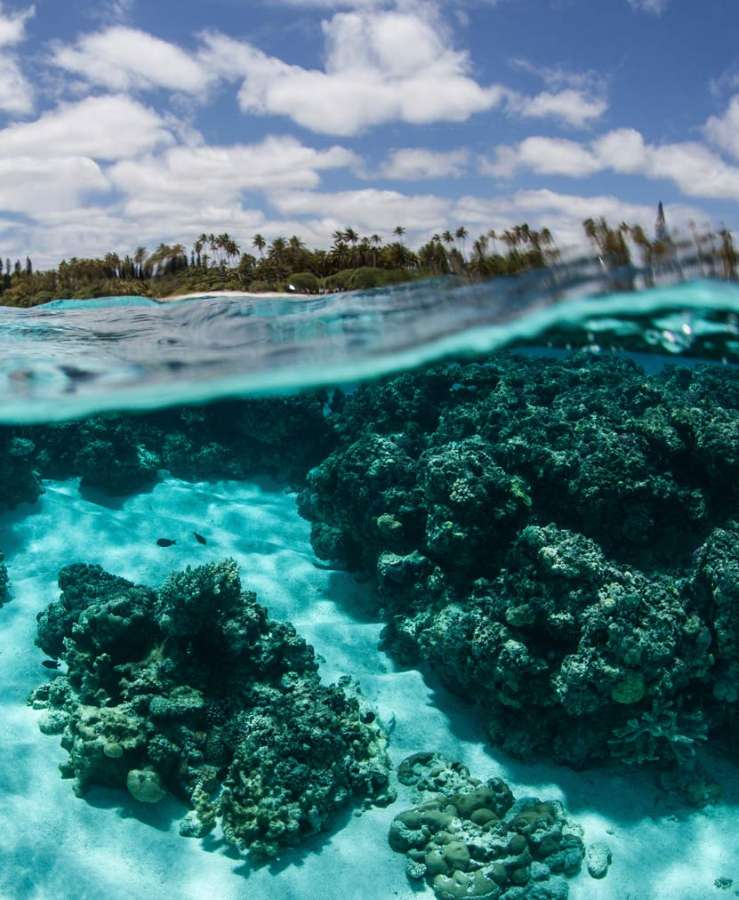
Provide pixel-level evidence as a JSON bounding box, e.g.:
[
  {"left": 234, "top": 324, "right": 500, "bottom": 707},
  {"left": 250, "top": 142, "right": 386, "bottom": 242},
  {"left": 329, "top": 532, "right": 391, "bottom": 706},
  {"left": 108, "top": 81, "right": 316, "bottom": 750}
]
[
  {"left": 1, "top": 272, "right": 739, "bottom": 900},
  {"left": 0, "top": 274, "right": 737, "bottom": 423}
]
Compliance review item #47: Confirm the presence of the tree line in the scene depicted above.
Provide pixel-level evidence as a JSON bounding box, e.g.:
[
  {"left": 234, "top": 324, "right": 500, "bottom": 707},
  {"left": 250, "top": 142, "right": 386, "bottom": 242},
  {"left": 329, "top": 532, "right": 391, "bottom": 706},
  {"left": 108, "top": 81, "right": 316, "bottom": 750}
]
[{"left": 0, "top": 215, "right": 735, "bottom": 308}]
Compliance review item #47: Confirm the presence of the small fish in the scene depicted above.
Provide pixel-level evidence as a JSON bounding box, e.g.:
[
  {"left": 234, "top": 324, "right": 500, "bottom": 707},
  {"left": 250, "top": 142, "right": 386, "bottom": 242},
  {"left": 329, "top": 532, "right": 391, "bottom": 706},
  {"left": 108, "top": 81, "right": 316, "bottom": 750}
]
[
  {"left": 193, "top": 532, "right": 207, "bottom": 546},
  {"left": 42, "top": 659, "right": 60, "bottom": 670},
  {"left": 157, "top": 538, "right": 177, "bottom": 548}
]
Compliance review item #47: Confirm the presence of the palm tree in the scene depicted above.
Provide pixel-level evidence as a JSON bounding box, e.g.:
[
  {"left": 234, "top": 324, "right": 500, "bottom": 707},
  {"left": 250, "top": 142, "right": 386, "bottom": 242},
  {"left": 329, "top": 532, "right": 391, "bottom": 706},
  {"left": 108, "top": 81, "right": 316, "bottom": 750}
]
[
  {"left": 371, "top": 234, "right": 382, "bottom": 267},
  {"left": 253, "top": 234, "right": 266, "bottom": 257},
  {"left": 455, "top": 226, "right": 469, "bottom": 260},
  {"left": 133, "top": 246, "right": 147, "bottom": 279},
  {"left": 393, "top": 226, "right": 406, "bottom": 243}
]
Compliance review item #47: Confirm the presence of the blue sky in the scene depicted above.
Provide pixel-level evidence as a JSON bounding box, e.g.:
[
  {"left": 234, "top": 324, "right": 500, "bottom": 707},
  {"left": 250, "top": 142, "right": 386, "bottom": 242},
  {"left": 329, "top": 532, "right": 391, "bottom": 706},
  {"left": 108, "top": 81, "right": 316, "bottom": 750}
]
[{"left": 0, "top": 0, "right": 737, "bottom": 266}]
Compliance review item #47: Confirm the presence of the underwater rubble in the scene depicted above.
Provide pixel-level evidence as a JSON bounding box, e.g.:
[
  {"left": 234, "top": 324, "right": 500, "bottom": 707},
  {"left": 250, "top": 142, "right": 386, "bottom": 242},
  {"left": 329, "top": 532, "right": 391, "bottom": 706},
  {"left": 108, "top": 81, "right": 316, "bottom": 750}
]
[{"left": 29, "top": 559, "right": 394, "bottom": 860}]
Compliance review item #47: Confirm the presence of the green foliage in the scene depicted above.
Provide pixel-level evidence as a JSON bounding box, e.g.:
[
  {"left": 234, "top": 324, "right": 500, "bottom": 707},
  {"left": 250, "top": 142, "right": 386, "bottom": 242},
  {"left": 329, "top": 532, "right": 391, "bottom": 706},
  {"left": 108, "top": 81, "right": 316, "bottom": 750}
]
[{"left": 286, "top": 271, "right": 320, "bottom": 293}]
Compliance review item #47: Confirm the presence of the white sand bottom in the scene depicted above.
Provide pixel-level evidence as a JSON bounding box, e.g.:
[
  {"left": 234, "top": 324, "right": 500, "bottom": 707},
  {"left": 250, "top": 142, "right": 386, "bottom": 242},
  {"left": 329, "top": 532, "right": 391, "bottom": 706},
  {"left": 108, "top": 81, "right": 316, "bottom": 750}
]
[{"left": 0, "top": 478, "right": 737, "bottom": 900}]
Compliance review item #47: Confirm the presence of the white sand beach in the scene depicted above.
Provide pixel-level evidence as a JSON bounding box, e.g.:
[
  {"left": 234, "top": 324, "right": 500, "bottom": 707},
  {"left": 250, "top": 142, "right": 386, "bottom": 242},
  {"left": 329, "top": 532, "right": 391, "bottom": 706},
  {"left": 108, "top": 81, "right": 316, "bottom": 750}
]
[
  {"left": 157, "top": 290, "right": 315, "bottom": 303},
  {"left": 1, "top": 479, "right": 738, "bottom": 900}
]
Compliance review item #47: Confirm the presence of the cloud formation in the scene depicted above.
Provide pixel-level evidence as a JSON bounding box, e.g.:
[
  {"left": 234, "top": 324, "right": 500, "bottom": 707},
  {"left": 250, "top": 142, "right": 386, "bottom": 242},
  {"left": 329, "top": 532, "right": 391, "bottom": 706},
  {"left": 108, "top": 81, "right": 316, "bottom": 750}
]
[
  {"left": 378, "top": 148, "right": 469, "bottom": 180},
  {"left": 627, "top": 0, "right": 670, "bottom": 14},
  {"left": 52, "top": 26, "right": 213, "bottom": 95},
  {"left": 485, "top": 127, "right": 739, "bottom": 201},
  {"left": 0, "top": 95, "right": 174, "bottom": 160},
  {"left": 0, "top": 1, "right": 34, "bottom": 115},
  {"left": 200, "top": 8, "right": 505, "bottom": 135},
  {"left": 704, "top": 95, "right": 739, "bottom": 162}
]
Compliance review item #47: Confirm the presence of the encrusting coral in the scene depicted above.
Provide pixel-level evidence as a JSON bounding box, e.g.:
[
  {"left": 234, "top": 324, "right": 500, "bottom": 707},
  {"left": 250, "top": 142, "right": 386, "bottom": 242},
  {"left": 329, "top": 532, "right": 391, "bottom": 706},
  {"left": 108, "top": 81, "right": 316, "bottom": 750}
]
[
  {"left": 297, "top": 355, "right": 739, "bottom": 787},
  {"left": 389, "top": 753, "right": 588, "bottom": 900},
  {"left": 30, "top": 559, "right": 394, "bottom": 859}
]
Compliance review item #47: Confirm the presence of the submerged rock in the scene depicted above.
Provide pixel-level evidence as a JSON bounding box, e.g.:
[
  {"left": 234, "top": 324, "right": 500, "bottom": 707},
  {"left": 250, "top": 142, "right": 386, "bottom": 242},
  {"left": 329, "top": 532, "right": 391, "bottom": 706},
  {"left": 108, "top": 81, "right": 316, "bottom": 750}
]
[
  {"left": 389, "top": 753, "right": 588, "bottom": 900},
  {"left": 30, "top": 559, "right": 394, "bottom": 860},
  {"left": 586, "top": 842, "right": 612, "bottom": 879}
]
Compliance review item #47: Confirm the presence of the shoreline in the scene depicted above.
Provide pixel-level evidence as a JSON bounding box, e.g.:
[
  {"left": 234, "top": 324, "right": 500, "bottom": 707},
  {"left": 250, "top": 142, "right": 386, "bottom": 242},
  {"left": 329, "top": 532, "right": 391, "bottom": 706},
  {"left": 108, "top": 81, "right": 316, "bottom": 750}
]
[{"left": 157, "top": 289, "right": 315, "bottom": 302}]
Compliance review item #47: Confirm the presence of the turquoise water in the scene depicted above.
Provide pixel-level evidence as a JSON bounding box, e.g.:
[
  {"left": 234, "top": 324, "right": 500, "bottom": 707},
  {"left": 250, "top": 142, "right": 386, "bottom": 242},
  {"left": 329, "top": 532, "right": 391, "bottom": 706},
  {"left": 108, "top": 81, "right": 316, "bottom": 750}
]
[
  {"left": 1, "top": 274, "right": 738, "bottom": 900},
  {"left": 1, "top": 276, "right": 737, "bottom": 423}
]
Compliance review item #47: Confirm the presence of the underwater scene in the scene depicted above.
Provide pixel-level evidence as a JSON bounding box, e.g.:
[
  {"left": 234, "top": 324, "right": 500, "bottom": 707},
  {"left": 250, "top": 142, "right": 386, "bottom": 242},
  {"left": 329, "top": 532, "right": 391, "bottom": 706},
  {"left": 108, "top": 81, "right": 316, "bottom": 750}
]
[{"left": 0, "top": 273, "right": 738, "bottom": 900}]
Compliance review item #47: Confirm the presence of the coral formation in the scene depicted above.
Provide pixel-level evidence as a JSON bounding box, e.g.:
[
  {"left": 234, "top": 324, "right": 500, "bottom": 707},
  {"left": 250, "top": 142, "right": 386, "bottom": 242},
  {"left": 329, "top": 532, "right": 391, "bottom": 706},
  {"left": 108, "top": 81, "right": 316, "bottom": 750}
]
[
  {"left": 9, "top": 352, "right": 739, "bottom": 790},
  {"left": 15, "top": 391, "right": 334, "bottom": 496},
  {"left": 0, "top": 552, "right": 8, "bottom": 606},
  {"left": 30, "top": 559, "right": 394, "bottom": 859},
  {"left": 389, "top": 753, "right": 587, "bottom": 899},
  {"left": 0, "top": 433, "right": 42, "bottom": 509},
  {"left": 297, "top": 355, "right": 739, "bottom": 781}
]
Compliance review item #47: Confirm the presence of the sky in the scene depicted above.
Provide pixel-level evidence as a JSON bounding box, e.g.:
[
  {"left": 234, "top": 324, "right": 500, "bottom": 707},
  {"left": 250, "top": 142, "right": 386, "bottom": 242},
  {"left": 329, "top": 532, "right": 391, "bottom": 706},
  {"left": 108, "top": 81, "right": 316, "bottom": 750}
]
[{"left": 0, "top": 0, "right": 738, "bottom": 267}]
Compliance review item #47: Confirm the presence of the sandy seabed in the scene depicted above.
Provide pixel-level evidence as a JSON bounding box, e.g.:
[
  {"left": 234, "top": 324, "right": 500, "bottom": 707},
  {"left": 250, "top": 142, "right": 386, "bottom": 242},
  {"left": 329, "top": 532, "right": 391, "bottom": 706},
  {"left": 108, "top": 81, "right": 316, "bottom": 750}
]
[{"left": 1, "top": 478, "right": 737, "bottom": 900}]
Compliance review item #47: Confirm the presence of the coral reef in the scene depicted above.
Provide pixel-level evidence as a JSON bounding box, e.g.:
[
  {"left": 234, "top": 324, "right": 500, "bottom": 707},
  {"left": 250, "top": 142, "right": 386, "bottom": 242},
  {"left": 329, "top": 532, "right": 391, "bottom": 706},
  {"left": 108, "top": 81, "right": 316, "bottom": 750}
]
[
  {"left": 30, "top": 559, "right": 394, "bottom": 859},
  {"left": 15, "top": 391, "right": 334, "bottom": 496},
  {"left": 389, "top": 753, "right": 587, "bottom": 899},
  {"left": 0, "top": 433, "right": 42, "bottom": 509},
  {"left": 297, "top": 355, "right": 739, "bottom": 778},
  {"left": 0, "top": 552, "right": 8, "bottom": 606}
]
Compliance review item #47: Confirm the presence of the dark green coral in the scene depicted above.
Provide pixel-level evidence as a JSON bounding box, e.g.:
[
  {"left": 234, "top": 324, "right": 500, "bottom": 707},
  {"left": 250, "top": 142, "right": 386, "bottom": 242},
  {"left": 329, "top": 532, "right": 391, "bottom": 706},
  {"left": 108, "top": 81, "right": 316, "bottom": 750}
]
[
  {"left": 298, "top": 355, "right": 739, "bottom": 777},
  {"left": 16, "top": 390, "right": 334, "bottom": 496},
  {"left": 30, "top": 559, "right": 394, "bottom": 859},
  {"left": 0, "top": 552, "right": 8, "bottom": 606}
]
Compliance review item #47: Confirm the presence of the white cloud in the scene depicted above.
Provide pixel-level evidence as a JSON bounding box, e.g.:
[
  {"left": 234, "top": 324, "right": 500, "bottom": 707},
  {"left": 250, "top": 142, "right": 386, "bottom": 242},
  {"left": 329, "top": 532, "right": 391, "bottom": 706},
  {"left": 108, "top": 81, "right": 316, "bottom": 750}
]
[
  {"left": 592, "top": 128, "right": 649, "bottom": 173},
  {"left": 0, "top": 2, "right": 34, "bottom": 115},
  {"left": 627, "top": 0, "right": 669, "bottom": 14},
  {"left": 482, "top": 137, "right": 601, "bottom": 178},
  {"left": 0, "top": 155, "right": 109, "bottom": 214},
  {"left": 108, "top": 137, "right": 359, "bottom": 208},
  {"left": 271, "top": 187, "right": 451, "bottom": 233},
  {"left": 514, "top": 89, "right": 607, "bottom": 128},
  {"left": 52, "top": 26, "right": 213, "bottom": 95},
  {"left": 704, "top": 95, "right": 739, "bottom": 161},
  {"left": 485, "top": 128, "right": 739, "bottom": 202},
  {"left": 378, "top": 148, "right": 469, "bottom": 180},
  {"left": 199, "top": 8, "right": 504, "bottom": 136},
  {"left": 0, "top": 1, "right": 32, "bottom": 47},
  {"left": 91, "top": 0, "right": 135, "bottom": 23},
  {"left": 506, "top": 58, "right": 608, "bottom": 128},
  {"left": 0, "top": 95, "right": 174, "bottom": 160}
]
